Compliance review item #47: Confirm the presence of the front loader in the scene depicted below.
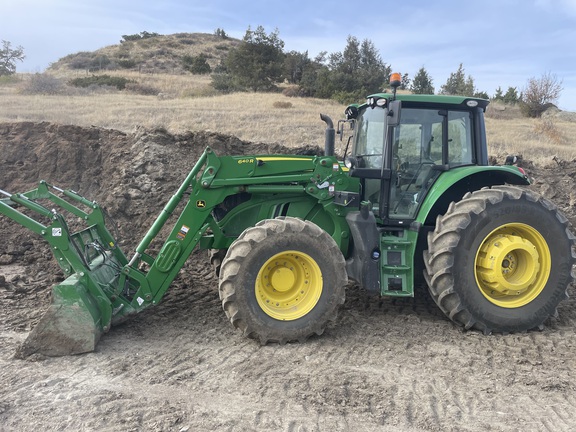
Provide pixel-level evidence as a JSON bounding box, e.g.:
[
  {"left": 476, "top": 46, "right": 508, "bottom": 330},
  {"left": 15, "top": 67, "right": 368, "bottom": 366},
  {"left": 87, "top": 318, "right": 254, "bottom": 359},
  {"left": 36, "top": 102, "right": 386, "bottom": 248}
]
[{"left": 1, "top": 74, "right": 574, "bottom": 357}]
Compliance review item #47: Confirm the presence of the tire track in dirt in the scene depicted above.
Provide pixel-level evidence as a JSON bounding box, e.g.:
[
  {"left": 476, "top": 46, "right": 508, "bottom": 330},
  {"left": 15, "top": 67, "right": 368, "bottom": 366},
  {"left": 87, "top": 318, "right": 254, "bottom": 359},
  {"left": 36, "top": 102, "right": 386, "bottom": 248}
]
[
  {"left": 2, "top": 280, "right": 576, "bottom": 431},
  {"left": 3, "top": 250, "right": 576, "bottom": 432}
]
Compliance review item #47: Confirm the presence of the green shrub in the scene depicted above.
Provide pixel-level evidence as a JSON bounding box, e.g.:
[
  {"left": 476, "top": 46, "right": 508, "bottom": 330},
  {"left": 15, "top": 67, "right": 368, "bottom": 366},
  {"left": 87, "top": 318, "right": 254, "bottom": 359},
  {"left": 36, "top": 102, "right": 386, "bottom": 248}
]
[
  {"left": 68, "top": 74, "right": 133, "bottom": 90},
  {"left": 182, "top": 54, "right": 211, "bottom": 74},
  {"left": 0, "top": 74, "right": 20, "bottom": 85},
  {"left": 211, "top": 73, "right": 242, "bottom": 93},
  {"left": 117, "top": 59, "right": 137, "bottom": 69},
  {"left": 121, "top": 31, "right": 160, "bottom": 43},
  {"left": 331, "top": 90, "right": 364, "bottom": 105}
]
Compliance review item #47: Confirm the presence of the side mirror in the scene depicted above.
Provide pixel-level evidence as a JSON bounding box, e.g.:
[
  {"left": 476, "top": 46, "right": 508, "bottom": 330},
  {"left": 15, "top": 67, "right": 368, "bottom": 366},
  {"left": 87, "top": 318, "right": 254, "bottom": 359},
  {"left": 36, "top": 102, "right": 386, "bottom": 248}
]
[
  {"left": 337, "top": 119, "right": 355, "bottom": 141},
  {"left": 345, "top": 105, "right": 359, "bottom": 119},
  {"left": 387, "top": 100, "right": 402, "bottom": 127}
]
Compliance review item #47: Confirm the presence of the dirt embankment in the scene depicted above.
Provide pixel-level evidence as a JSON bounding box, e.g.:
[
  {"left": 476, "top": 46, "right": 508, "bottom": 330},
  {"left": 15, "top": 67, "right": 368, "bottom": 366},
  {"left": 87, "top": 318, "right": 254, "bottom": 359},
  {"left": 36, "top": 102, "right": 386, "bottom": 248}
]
[{"left": 1, "top": 122, "right": 576, "bottom": 431}]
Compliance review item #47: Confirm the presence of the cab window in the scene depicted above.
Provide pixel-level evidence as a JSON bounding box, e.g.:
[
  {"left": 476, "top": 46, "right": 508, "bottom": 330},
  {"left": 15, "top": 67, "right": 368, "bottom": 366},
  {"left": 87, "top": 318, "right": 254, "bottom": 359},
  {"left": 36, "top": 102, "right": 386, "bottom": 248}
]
[{"left": 389, "top": 108, "right": 474, "bottom": 220}]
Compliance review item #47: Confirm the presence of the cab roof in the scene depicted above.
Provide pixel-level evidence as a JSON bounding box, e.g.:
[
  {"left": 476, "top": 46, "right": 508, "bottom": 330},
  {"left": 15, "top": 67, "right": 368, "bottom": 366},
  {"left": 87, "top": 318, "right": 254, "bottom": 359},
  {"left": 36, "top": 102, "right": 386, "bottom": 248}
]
[{"left": 363, "top": 93, "right": 490, "bottom": 110}]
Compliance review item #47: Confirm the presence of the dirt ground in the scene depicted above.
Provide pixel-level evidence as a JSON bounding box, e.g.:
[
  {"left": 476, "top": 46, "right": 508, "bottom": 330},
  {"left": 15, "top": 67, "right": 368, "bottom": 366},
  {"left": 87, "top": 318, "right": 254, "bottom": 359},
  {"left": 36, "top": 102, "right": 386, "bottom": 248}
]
[{"left": 1, "top": 121, "right": 576, "bottom": 431}]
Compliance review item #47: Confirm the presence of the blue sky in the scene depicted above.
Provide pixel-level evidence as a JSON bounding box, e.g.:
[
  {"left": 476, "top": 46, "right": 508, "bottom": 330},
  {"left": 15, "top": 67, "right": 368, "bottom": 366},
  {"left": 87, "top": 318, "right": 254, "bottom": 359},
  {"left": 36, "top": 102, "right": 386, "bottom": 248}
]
[{"left": 2, "top": 0, "right": 576, "bottom": 110}]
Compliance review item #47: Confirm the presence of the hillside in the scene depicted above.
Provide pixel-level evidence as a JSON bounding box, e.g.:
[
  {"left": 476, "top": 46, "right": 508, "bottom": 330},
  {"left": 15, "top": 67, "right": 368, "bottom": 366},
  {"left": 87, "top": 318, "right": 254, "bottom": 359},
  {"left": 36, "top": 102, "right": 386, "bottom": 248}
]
[
  {"left": 2, "top": 30, "right": 575, "bottom": 162},
  {"left": 48, "top": 32, "right": 241, "bottom": 74}
]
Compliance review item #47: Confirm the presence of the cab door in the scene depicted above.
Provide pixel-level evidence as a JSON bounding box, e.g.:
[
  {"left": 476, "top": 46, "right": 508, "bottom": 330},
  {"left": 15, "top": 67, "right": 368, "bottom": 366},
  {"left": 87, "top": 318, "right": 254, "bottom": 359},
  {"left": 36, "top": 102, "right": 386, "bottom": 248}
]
[{"left": 382, "top": 108, "right": 474, "bottom": 224}]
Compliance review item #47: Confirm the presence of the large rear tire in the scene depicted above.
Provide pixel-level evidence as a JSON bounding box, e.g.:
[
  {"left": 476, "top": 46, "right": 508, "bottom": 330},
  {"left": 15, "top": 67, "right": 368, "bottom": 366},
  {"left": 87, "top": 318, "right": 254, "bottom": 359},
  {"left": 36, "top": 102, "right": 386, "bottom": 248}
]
[
  {"left": 219, "top": 217, "right": 347, "bottom": 344},
  {"left": 424, "top": 186, "right": 575, "bottom": 334}
]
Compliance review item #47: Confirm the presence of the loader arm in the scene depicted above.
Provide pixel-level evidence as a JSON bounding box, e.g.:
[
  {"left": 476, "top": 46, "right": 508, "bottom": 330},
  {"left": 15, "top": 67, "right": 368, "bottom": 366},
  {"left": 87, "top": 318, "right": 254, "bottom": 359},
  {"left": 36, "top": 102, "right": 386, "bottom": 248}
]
[
  {"left": 115, "top": 147, "right": 359, "bottom": 319},
  {"left": 1, "top": 146, "right": 359, "bottom": 357}
]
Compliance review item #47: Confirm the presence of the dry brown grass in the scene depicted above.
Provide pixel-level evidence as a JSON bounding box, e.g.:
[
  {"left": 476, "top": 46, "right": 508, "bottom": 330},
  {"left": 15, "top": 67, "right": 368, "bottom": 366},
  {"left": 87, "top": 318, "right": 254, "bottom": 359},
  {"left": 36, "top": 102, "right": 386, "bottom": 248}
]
[
  {"left": 485, "top": 115, "right": 576, "bottom": 165},
  {"left": 484, "top": 101, "right": 576, "bottom": 164},
  {"left": 44, "top": 70, "right": 217, "bottom": 98},
  {"left": 1, "top": 73, "right": 575, "bottom": 163},
  {"left": 0, "top": 78, "right": 344, "bottom": 150}
]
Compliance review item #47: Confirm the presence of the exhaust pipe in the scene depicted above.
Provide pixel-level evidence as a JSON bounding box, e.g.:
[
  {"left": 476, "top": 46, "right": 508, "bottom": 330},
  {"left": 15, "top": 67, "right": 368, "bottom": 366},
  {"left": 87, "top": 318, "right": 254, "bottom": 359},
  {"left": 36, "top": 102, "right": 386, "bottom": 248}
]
[{"left": 320, "top": 114, "right": 335, "bottom": 157}]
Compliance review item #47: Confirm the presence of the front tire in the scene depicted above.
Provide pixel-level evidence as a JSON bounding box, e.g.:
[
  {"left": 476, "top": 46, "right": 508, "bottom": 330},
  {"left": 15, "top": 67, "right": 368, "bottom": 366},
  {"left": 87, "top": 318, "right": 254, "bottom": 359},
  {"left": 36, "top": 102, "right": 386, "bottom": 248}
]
[
  {"left": 209, "top": 249, "right": 227, "bottom": 278},
  {"left": 424, "top": 186, "right": 575, "bottom": 333},
  {"left": 219, "top": 217, "right": 347, "bottom": 344}
]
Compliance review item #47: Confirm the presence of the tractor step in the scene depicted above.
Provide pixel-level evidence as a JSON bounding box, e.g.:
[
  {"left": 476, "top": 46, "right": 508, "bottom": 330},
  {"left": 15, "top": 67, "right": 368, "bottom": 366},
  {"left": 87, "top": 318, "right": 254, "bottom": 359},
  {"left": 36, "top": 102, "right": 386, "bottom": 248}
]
[{"left": 380, "top": 230, "right": 416, "bottom": 297}]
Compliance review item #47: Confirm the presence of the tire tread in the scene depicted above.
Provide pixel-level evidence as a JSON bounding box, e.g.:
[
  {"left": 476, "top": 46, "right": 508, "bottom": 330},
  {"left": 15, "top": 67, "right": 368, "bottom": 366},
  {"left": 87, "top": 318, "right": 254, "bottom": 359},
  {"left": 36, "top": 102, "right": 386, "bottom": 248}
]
[{"left": 424, "top": 185, "right": 575, "bottom": 333}]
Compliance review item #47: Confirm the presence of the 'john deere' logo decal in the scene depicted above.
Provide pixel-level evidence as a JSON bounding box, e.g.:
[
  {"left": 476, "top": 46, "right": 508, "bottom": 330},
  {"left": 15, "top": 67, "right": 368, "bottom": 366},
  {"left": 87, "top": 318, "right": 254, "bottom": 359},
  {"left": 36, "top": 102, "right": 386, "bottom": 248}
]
[{"left": 196, "top": 200, "right": 206, "bottom": 208}]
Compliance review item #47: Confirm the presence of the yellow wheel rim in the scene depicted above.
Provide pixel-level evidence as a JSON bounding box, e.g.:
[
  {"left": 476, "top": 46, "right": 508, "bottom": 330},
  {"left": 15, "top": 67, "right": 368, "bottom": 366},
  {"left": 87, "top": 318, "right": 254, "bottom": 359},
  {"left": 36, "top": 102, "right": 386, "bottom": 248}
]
[
  {"left": 475, "top": 223, "right": 551, "bottom": 308},
  {"left": 255, "top": 250, "right": 323, "bottom": 320}
]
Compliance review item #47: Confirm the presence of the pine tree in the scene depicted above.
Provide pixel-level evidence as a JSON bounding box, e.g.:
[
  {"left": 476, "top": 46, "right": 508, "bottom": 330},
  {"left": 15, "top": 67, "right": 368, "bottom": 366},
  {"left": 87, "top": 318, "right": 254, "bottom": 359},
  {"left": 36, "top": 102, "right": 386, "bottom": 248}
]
[
  {"left": 440, "top": 64, "right": 475, "bottom": 96},
  {"left": 503, "top": 87, "right": 519, "bottom": 105},
  {"left": 400, "top": 73, "right": 410, "bottom": 90},
  {"left": 410, "top": 67, "right": 434, "bottom": 94},
  {"left": 493, "top": 86, "right": 504, "bottom": 101},
  {"left": 224, "top": 26, "right": 285, "bottom": 91}
]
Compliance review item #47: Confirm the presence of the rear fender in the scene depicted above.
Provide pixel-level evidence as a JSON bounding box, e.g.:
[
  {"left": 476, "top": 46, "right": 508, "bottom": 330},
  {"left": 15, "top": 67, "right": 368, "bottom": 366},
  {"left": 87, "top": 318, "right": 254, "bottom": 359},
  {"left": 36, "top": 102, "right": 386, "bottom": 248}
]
[{"left": 416, "top": 166, "right": 529, "bottom": 227}]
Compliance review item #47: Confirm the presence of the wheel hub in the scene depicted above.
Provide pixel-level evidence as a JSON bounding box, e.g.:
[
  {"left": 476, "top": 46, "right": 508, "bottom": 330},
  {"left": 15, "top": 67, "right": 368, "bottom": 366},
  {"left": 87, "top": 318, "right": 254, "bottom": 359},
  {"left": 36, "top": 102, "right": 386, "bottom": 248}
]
[
  {"left": 256, "top": 251, "right": 322, "bottom": 321},
  {"left": 270, "top": 266, "right": 296, "bottom": 292},
  {"left": 474, "top": 223, "right": 551, "bottom": 308},
  {"left": 476, "top": 234, "right": 540, "bottom": 295}
]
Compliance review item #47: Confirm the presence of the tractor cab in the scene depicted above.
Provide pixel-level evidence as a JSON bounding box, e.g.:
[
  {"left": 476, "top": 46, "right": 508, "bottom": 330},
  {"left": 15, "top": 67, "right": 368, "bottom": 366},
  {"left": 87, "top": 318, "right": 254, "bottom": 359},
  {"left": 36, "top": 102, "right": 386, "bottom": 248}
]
[{"left": 344, "top": 81, "right": 490, "bottom": 226}]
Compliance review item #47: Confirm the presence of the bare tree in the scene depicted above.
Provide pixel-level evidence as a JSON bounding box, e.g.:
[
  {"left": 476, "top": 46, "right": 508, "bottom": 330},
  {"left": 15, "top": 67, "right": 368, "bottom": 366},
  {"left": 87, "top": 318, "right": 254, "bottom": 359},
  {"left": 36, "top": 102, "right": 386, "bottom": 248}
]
[
  {"left": 521, "top": 72, "right": 563, "bottom": 117},
  {"left": 0, "top": 40, "right": 25, "bottom": 76}
]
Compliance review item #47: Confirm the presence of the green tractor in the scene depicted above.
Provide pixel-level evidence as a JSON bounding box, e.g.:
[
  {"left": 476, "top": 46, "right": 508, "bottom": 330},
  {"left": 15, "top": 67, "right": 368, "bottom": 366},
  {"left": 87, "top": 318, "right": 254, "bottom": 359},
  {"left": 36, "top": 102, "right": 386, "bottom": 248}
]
[{"left": 1, "top": 76, "right": 574, "bottom": 357}]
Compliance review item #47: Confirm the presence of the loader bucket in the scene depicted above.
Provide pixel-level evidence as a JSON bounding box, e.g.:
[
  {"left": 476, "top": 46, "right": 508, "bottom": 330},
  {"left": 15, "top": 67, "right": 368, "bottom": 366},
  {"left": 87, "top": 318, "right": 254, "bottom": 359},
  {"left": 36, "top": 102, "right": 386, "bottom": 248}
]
[
  {"left": 1, "top": 182, "right": 128, "bottom": 358},
  {"left": 15, "top": 273, "right": 104, "bottom": 358}
]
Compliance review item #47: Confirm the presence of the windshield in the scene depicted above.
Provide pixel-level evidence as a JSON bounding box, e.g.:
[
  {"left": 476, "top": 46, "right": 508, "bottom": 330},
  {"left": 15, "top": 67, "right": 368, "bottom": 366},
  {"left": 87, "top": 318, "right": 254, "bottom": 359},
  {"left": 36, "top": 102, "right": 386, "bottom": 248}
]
[{"left": 353, "top": 107, "right": 386, "bottom": 169}]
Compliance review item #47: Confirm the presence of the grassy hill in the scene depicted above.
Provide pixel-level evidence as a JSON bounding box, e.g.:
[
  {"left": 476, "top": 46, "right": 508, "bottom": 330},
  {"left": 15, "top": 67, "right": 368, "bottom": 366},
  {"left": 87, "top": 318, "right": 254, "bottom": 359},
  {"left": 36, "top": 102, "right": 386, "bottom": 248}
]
[
  {"left": 1, "top": 32, "right": 575, "bottom": 164},
  {"left": 48, "top": 32, "right": 240, "bottom": 74}
]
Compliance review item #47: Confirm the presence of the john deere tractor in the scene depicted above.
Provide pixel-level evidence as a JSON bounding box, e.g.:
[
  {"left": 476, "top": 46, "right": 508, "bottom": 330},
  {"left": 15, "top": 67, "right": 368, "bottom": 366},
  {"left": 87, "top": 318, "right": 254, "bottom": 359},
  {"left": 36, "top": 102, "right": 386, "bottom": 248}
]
[{"left": 1, "top": 74, "right": 574, "bottom": 357}]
